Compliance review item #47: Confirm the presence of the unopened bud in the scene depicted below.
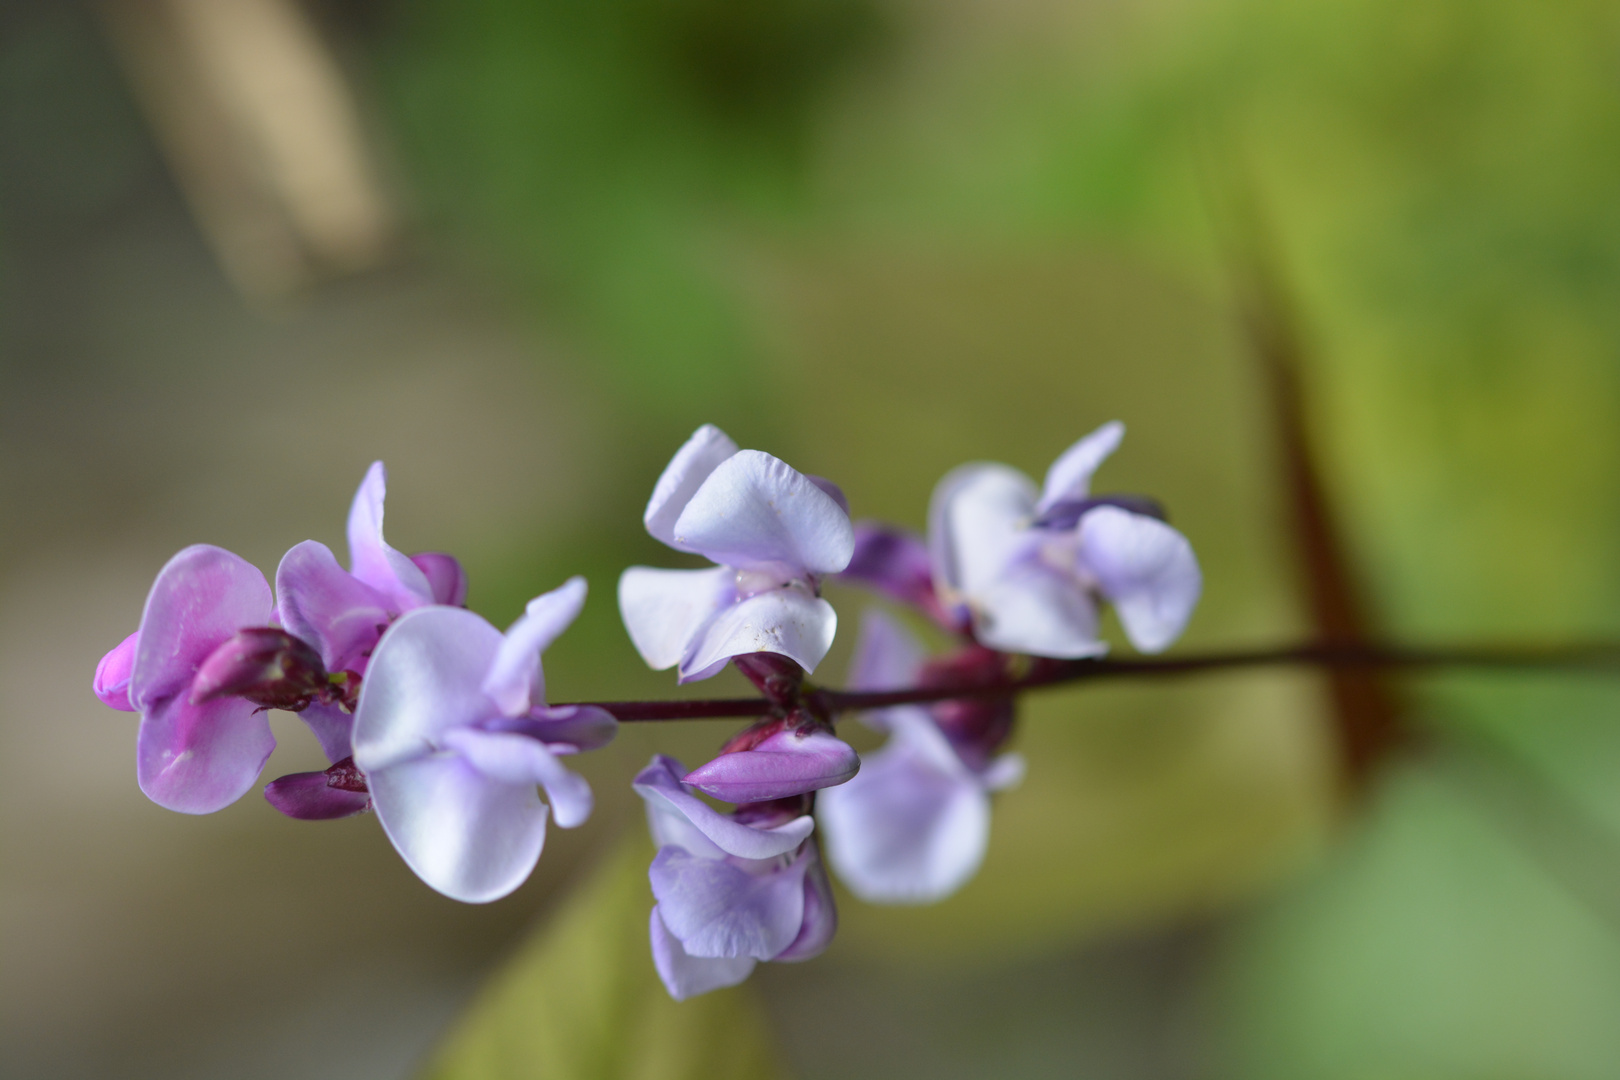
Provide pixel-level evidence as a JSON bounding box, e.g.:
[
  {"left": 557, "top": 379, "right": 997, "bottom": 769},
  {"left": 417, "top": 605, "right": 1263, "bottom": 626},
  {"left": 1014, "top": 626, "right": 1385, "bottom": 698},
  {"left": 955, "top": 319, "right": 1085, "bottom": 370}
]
[
  {"left": 732, "top": 653, "right": 805, "bottom": 705},
  {"left": 264, "top": 756, "right": 371, "bottom": 820},
  {"left": 686, "top": 723, "right": 859, "bottom": 804},
  {"left": 920, "top": 645, "right": 1019, "bottom": 768},
  {"left": 190, "top": 627, "right": 329, "bottom": 710},
  {"left": 410, "top": 552, "right": 469, "bottom": 606},
  {"left": 94, "top": 631, "right": 140, "bottom": 712}
]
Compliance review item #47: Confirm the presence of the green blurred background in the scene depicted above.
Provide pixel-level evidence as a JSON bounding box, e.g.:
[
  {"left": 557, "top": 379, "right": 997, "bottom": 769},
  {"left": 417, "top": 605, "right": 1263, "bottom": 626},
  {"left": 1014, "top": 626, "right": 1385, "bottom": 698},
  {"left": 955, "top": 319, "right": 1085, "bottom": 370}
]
[{"left": 5, "top": 0, "right": 1620, "bottom": 1076}]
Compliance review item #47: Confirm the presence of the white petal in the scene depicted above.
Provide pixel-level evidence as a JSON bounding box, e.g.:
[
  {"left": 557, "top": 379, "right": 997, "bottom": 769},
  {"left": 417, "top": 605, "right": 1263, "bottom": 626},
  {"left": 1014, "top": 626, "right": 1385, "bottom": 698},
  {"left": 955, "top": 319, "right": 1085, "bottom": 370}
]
[
  {"left": 645, "top": 424, "right": 740, "bottom": 550},
  {"left": 633, "top": 755, "right": 814, "bottom": 859},
  {"left": 650, "top": 907, "right": 756, "bottom": 1001},
  {"left": 351, "top": 606, "right": 503, "bottom": 774},
  {"left": 817, "top": 716, "right": 990, "bottom": 904},
  {"left": 672, "top": 450, "right": 854, "bottom": 575},
  {"left": 617, "top": 565, "right": 734, "bottom": 672},
  {"left": 927, "top": 463, "right": 1039, "bottom": 599},
  {"left": 680, "top": 588, "right": 837, "bottom": 681},
  {"left": 482, "top": 577, "right": 588, "bottom": 715},
  {"left": 649, "top": 847, "right": 808, "bottom": 960},
  {"left": 1077, "top": 506, "right": 1202, "bottom": 653},
  {"left": 367, "top": 753, "right": 548, "bottom": 903},
  {"left": 1036, "top": 421, "right": 1125, "bottom": 513},
  {"left": 973, "top": 562, "right": 1107, "bottom": 659},
  {"left": 346, "top": 461, "right": 434, "bottom": 610},
  {"left": 439, "top": 727, "right": 594, "bottom": 828}
]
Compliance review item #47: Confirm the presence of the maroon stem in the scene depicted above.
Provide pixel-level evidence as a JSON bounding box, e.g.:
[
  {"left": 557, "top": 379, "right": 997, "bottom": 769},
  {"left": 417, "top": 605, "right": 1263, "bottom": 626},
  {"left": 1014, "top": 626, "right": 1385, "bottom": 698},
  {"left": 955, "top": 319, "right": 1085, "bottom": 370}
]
[{"left": 557, "top": 642, "right": 1620, "bottom": 723}]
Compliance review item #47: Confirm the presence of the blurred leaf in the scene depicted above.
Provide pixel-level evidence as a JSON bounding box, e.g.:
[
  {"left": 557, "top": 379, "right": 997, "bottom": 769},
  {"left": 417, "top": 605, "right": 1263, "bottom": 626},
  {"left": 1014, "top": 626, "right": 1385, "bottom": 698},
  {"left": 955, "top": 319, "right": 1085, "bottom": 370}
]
[
  {"left": 1218, "top": 764, "right": 1620, "bottom": 1080},
  {"left": 376, "top": 0, "right": 887, "bottom": 414},
  {"left": 421, "top": 835, "right": 788, "bottom": 1080}
]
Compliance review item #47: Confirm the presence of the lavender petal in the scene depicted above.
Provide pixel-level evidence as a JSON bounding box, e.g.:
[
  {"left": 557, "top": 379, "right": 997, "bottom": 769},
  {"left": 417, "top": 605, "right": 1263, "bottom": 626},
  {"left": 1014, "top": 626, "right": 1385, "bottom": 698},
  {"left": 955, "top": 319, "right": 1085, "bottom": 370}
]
[
  {"left": 345, "top": 461, "right": 434, "bottom": 611},
  {"left": 644, "top": 424, "right": 740, "bottom": 550},
  {"left": 682, "top": 729, "right": 860, "bottom": 804},
  {"left": 1035, "top": 420, "right": 1125, "bottom": 514},
  {"left": 650, "top": 907, "right": 756, "bottom": 1000},
  {"left": 679, "top": 588, "right": 838, "bottom": 682},
  {"left": 351, "top": 606, "right": 502, "bottom": 774},
  {"left": 481, "top": 577, "right": 588, "bottom": 717},
  {"left": 136, "top": 693, "right": 276, "bottom": 814},
  {"left": 367, "top": 752, "right": 549, "bottom": 903},
  {"left": 817, "top": 713, "right": 990, "bottom": 904},
  {"left": 634, "top": 755, "right": 814, "bottom": 859},
  {"left": 128, "top": 544, "right": 274, "bottom": 712},
  {"left": 672, "top": 450, "right": 854, "bottom": 576},
  {"left": 618, "top": 565, "right": 733, "bottom": 672},
  {"left": 1077, "top": 505, "right": 1202, "bottom": 653},
  {"left": 649, "top": 846, "right": 808, "bottom": 960},
  {"left": 275, "top": 540, "right": 393, "bottom": 675},
  {"left": 410, "top": 552, "right": 469, "bottom": 606}
]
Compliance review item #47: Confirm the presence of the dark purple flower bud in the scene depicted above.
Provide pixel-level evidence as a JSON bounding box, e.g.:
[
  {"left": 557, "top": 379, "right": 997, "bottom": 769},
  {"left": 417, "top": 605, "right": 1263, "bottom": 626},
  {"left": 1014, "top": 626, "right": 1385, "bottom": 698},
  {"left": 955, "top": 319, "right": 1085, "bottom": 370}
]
[
  {"left": 93, "top": 631, "right": 140, "bottom": 711},
  {"left": 264, "top": 756, "right": 372, "bottom": 820},
  {"left": 732, "top": 653, "right": 805, "bottom": 705},
  {"left": 920, "top": 645, "right": 1019, "bottom": 769},
  {"left": 409, "top": 552, "right": 469, "bottom": 607},
  {"left": 190, "top": 627, "right": 332, "bottom": 711},
  {"left": 840, "top": 521, "right": 963, "bottom": 632},
  {"left": 1032, "top": 494, "right": 1167, "bottom": 531}
]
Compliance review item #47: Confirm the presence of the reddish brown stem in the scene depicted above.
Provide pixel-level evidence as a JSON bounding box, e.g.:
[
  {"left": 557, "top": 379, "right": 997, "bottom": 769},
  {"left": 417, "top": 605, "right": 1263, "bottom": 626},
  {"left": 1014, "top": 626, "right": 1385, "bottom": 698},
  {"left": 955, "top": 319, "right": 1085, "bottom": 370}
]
[{"left": 558, "top": 642, "right": 1620, "bottom": 723}]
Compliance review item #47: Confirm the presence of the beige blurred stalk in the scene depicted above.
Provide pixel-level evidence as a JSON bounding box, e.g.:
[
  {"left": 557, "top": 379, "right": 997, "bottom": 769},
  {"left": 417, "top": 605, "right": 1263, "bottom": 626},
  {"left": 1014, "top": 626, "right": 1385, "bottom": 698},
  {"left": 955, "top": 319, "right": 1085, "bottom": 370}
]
[{"left": 100, "top": 0, "right": 396, "bottom": 298}]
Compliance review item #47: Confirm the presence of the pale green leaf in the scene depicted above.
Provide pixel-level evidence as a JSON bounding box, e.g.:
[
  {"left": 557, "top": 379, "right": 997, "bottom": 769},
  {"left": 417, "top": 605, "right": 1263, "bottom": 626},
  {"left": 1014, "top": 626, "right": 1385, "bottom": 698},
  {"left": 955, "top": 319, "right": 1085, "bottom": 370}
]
[{"left": 421, "top": 835, "right": 789, "bottom": 1080}]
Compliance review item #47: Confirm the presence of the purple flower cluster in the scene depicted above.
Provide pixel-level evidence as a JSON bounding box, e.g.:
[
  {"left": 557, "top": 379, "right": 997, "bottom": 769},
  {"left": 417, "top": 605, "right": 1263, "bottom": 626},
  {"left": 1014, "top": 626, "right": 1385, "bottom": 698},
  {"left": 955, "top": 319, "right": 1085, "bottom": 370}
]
[
  {"left": 94, "top": 421, "right": 1199, "bottom": 999},
  {"left": 92, "top": 464, "right": 611, "bottom": 899},
  {"left": 821, "top": 421, "right": 1201, "bottom": 909}
]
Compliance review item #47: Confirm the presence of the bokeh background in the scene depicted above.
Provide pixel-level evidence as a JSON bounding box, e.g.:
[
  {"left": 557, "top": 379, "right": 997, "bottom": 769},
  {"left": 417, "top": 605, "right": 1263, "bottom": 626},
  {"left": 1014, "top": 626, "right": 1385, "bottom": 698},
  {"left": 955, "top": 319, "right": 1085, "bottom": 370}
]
[{"left": 6, "top": 0, "right": 1620, "bottom": 1077}]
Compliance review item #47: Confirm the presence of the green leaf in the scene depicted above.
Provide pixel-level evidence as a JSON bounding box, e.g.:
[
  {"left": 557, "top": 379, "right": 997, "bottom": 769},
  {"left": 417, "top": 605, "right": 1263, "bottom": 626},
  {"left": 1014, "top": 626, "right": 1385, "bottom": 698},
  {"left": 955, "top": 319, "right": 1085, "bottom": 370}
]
[{"left": 420, "top": 835, "right": 789, "bottom": 1080}]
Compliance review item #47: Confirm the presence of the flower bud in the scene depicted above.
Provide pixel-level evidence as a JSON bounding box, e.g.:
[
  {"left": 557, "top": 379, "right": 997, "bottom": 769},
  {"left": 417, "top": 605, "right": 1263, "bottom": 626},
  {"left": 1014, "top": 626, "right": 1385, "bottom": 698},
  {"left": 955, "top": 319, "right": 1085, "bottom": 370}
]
[
  {"left": 264, "top": 757, "right": 371, "bottom": 820},
  {"left": 839, "top": 522, "right": 962, "bottom": 632},
  {"left": 685, "top": 719, "right": 859, "bottom": 803},
  {"left": 93, "top": 631, "right": 140, "bottom": 711},
  {"left": 732, "top": 653, "right": 805, "bottom": 705},
  {"left": 190, "top": 627, "right": 331, "bottom": 711},
  {"left": 409, "top": 552, "right": 469, "bottom": 606},
  {"left": 920, "top": 645, "right": 1019, "bottom": 769}
]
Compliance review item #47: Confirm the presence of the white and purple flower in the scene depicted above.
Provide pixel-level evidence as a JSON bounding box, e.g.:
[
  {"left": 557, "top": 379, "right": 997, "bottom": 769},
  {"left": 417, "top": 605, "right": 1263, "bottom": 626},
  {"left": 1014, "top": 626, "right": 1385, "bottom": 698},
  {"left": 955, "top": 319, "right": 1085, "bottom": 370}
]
[
  {"left": 352, "top": 577, "right": 616, "bottom": 903},
  {"left": 927, "top": 422, "right": 1202, "bottom": 658},
  {"left": 635, "top": 755, "right": 835, "bottom": 1000},
  {"left": 618, "top": 424, "right": 856, "bottom": 683},
  {"left": 817, "top": 610, "right": 1024, "bottom": 903},
  {"left": 96, "top": 544, "right": 280, "bottom": 814},
  {"left": 276, "top": 461, "right": 467, "bottom": 761}
]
